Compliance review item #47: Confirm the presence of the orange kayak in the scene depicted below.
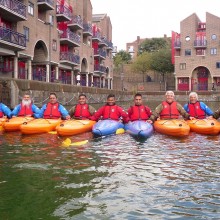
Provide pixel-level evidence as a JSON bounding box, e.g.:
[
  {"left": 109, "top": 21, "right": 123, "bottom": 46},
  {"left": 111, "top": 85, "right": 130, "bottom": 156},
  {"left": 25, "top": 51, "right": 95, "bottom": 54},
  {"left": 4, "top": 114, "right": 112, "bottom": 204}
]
[
  {"left": 187, "top": 119, "right": 220, "bottom": 135},
  {"left": 20, "top": 118, "right": 62, "bottom": 134},
  {"left": 3, "top": 117, "right": 34, "bottom": 132},
  {"left": 154, "top": 119, "right": 190, "bottom": 137},
  {"left": 56, "top": 119, "right": 96, "bottom": 136},
  {"left": 0, "top": 118, "right": 7, "bottom": 131}
]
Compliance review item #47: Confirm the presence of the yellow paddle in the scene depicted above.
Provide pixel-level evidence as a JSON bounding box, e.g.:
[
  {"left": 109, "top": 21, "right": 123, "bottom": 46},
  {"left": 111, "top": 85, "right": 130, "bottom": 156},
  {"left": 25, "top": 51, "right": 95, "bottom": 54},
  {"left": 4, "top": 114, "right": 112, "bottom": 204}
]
[{"left": 61, "top": 138, "right": 88, "bottom": 147}]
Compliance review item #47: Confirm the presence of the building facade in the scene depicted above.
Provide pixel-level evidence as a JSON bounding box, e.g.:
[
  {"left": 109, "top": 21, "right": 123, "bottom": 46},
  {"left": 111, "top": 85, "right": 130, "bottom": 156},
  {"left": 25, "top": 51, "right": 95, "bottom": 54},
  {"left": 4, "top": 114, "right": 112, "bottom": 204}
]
[
  {"left": 0, "top": 0, "right": 113, "bottom": 88},
  {"left": 172, "top": 12, "right": 220, "bottom": 91}
]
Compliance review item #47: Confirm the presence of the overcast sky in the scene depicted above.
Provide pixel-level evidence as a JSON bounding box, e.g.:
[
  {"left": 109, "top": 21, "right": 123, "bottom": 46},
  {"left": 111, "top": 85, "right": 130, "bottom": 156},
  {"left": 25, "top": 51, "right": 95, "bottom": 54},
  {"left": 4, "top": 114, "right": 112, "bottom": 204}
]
[{"left": 91, "top": 0, "right": 220, "bottom": 50}]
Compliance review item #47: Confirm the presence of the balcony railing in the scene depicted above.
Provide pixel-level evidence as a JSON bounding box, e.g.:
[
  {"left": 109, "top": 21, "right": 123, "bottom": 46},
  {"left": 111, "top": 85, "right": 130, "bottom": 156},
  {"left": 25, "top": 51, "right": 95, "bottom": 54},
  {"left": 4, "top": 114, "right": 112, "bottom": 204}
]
[
  {"left": 0, "top": 0, "right": 26, "bottom": 19},
  {"left": 0, "top": 26, "right": 26, "bottom": 48},
  {"left": 67, "top": 15, "right": 83, "bottom": 30},
  {"left": 92, "top": 32, "right": 101, "bottom": 41},
  {"left": 37, "top": 0, "right": 54, "bottom": 10},
  {"left": 83, "top": 23, "right": 92, "bottom": 36},
  {"left": 94, "top": 48, "right": 106, "bottom": 58},
  {"left": 60, "top": 29, "right": 81, "bottom": 46},
  {"left": 99, "top": 37, "right": 108, "bottom": 47},
  {"left": 94, "top": 64, "right": 106, "bottom": 74},
  {"left": 56, "top": 4, "right": 71, "bottom": 22},
  {"left": 174, "top": 41, "right": 181, "bottom": 48},
  {"left": 60, "top": 52, "right": 80, "bottom": 65},
  {"left": 107, "top": 41, "right": 113, "bottom": 50},
  {"left": 194, "top": 40, "right": 207, "bottom": 48}
]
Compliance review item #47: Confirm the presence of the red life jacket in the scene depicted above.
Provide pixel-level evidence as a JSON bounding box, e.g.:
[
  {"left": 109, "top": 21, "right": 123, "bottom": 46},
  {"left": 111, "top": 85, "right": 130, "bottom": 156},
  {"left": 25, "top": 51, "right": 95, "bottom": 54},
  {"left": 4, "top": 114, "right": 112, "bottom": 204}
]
[
  {"left": 160, "top": 101, "right": 179, "bottom": 119},
  {"left": 129, "top": 105, "right": 151, "bottom": 121},
  {"left": 43, "top": 102, "right": 61, "bottom": 119},
  {"left": 18, "top": 103, "right": 33, "bottom": 116},
  {"left": 74, "top": 104, "right": 91, "bottom": 119},
  {"left": 102, "top": 105, "right": 122, "bottom": 120},
  {"left": 0, "top": 105, "right": 3, "bottom": 118},
  {"left": 188, "top": 102, "right": 206, "bottom": 119}
]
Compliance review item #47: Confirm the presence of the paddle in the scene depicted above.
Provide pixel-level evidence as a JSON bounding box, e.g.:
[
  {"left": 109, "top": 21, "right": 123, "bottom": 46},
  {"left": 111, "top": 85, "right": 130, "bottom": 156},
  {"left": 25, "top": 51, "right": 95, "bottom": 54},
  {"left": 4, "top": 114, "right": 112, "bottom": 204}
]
[{"left": 61, "top": 128, "right": 125, "bottom": 147}]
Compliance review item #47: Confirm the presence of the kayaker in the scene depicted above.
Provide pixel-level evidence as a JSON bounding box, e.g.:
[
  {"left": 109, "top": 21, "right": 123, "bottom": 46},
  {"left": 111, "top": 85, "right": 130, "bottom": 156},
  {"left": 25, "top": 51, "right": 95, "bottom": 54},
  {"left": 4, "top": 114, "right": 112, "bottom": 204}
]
[
  {"left": 127, "top": 93, "right": 152, "bottom": 123},
  {"left": 149, "top": 91, "right": 194, "bottom": 122},
  {"left": 90, "top": 94, "right": 129, "bottom": 123},
  {"left": 68, "top": 94, "right": 96, "bottom": 119},
  {"left": 184, "top": 92, "right": 213, "bottom": 119},
  {"left": 39, "top": 93, "right": 70, "bottom": 120},
  {"left": 0, "top": 102, "right": 11, "bottom": 118},
  {"left": 11, "top": 94, "right": 40, "bottom": 118}
]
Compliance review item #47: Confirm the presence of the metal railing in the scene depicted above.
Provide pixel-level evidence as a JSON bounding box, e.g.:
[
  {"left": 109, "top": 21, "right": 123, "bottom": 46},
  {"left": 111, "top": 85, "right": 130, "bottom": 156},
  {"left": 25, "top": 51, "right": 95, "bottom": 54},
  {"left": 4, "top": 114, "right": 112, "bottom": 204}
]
[
  {"left": 37, "top": 0, "right": 54, "bottom": 7},
  {"left": 83, "top": 23, "right": 92, "bottom": 35},
  {"left": 56, "top": 4, "right": 71, "bottom": 19},
  {"left": 93, "top": 48, "right": 106, "bottom": 58},
  {"left": 60, "top": 52, "right": 80, "bottom": 64},
  {"left": 0, "top": 26, "right": 26, "bottom": 47},
  {"left": 0, "top": 0, "right": 26, "bottom": 18},
  {"left": 60, "top": 29, "right": 81, "bottom": 45},
  {"left": 68, "top": 15, "right": 83, "bottom": 28},
  {"left": 94, "top": 64, "right": 106, "bottom": 74}
]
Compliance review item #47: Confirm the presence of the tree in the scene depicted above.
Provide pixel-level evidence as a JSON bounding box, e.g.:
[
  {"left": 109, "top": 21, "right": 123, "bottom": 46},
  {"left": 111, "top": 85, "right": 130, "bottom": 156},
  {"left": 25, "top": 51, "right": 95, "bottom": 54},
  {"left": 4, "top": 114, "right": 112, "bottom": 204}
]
[
  {"left": 131, "top": 52, "right": 152, "bottom": 82},
  {"left": 150, "top": 48, "right": 174, "bottom": 88},
  {"left": 139, "top": 38, "right": 169, "bottom": 54},
  {"left": 113, "top": 50, "right": 131, "bottom": 69}
]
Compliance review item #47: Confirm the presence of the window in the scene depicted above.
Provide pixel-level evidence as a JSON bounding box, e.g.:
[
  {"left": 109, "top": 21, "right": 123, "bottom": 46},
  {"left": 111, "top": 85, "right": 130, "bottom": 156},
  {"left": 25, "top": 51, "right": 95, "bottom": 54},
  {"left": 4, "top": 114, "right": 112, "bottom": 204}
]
[
  {"left": 52, "top": 40, "right": 57, "bottom": 51},
  {"left": 180, "top": 63, "right": 186, "bottom": 70},
  {"left": 216, "top": 62, "right": 220, "bottom": 68},
  {"left": 185, "top": 49, "right": 191, "bottom": 56},
  {"left": 185, "top": 36, "right": 190, "bottom": 41},
  {"left": 196, "top": 49, "right": 205, "bottom": 56},
  {"left": 211, "top": 34, "right": 217, "bottom": 40},
  {"left": 211, "top": 48, "right": 217, "bottom": 55},
  {"left": 28, "top": 2, "right": 34, "bottom": 15},
  {"left": 23, "top": 26, "right": 29, "bottom": 41}
]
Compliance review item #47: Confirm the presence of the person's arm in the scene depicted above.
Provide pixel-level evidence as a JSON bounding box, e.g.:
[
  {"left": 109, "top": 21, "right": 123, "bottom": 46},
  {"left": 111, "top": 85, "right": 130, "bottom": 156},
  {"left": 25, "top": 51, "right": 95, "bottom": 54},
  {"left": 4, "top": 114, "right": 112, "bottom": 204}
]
[
  {"left": 149, "top": 104, "right": 163, "bottom": 122},
  {"left": 1, "top": 103, "right": 12, "bottom": 118},
  {"left": 200, "top": 102, "right": 214, "bottom": 116},
  {"left": 32, "top": 104, "right": 41, "bottom": 118},
  {"left": 183, "top": 103, "right": 189, "bottom": 113},
  {"left": 38, "top": 104, "right": 46, "bottom": 118},
  {"left": 58, "top": 104, "right": 70, "bottom": 120},
  {"left": 127, "top": 107, "right": 132, "bottom": 118},
  {"left": 213, "top": 109, "right": 220, "bottom": 119},
  {"left": 118, "top": 106, "right": 129, "bottom": 123},
  {"left": 177, "top": 103, "right": 192, "bottom": 119},
  {"left": 145, "top": 106, "right": 152, "bottom": 117},
  {"left": 90, "top": 106, "right": 104, "bottom": 121},
  {"left": 68, "top": 106, "right": 76, "bottom": 118},
  {"left": 88, "top": 105, "right": 96, "bottom": 115},
  {"left": 11, "top": 104, "right": 21, "bottom": 117}
]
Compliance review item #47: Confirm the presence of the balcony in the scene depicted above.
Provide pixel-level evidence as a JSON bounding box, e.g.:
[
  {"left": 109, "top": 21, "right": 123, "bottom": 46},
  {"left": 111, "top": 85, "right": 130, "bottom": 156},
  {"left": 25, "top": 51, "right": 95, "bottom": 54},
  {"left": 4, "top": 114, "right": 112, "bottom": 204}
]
[
  {"left": 56, "top": 5, "right": 71, "bottom": 22},
  {"left": 60, "top": 29, "right": 81, "bottom": 47},
  {"left": 94, "top": 64, "right": 106, "bottom": 75},
  {"left": 98, "top": 37, "right": 108, "bottom": 47},
  {"left": 83, "top": 23, "right": 92, "bottom": 36},
  {"left": 60, "top": 52, "right": 80, "bottom": 66},
  {"left": 92, "top": 32, "right": 101, "bottom": 42},
  {"left": 94, "top": 48, "right": 106, "bottom": 59},
  {"left": 67, "top": 15, "right": 83, "bottom": 31},
  {"left": 0, "top": 26, "right": 26, "bottom": 50},
  {"left": 107, "top": 41, "right": 113, "bottom": 50},
  {"left": 0, "top": 0, "right": 26, "bottom": 21},
  {"left": 194, "top": 40, "right": 207, "bottom": 48},
  {"left": 174, "top": 41, "right": 181, "bottom": 49},
  {"left": 37, "top": 0, "right": 54, "bottom": 11}
]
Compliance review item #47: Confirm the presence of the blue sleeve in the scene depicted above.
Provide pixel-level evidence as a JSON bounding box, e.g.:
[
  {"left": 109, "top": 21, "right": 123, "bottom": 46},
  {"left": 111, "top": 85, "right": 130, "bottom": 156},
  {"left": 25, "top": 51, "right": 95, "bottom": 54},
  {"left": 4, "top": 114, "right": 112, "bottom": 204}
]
[
  {"left": 200, "top": 102, "right": 213, "bottom": 116},
  {"left": 32, "top": 104, "right": 41, "bottom": 118},
  {"left": 38, "top": 104, "right": 47, "bottom": 118},
  {"left": 58, "top": 104, "right": 69, "bottom": 118},
  {"left": 1, "top": 103, "right": 12, "bottom": 118},
  {"left": 183, "top": 104, "right": 189, "bottom": 112},
  {"left": 11, "top": 104, "right": 21, "bottom": 117}
]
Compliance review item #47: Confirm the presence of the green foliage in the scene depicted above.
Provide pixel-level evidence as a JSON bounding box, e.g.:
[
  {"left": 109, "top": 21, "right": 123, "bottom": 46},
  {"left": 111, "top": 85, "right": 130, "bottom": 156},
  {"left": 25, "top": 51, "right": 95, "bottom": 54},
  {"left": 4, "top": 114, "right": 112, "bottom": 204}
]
[
  {"left": 139, "top": 38, "right": 169, "bottom": 54},
  {"left": 131, "top": 52, "right": 151, "bottom": 74},
  {"left": 113, "top": 50, "right": 131, "bottom": 68}
]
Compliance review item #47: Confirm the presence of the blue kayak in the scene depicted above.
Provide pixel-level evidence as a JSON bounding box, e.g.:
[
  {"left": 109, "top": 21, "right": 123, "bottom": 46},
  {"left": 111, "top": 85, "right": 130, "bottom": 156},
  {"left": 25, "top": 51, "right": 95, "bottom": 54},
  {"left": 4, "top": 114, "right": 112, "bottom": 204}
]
[
  {"left": 125, "top": 120, "right": 154, "bottom": 139},
  {"left": 92, "top": 119, "right": 124, "bottom": 137}
]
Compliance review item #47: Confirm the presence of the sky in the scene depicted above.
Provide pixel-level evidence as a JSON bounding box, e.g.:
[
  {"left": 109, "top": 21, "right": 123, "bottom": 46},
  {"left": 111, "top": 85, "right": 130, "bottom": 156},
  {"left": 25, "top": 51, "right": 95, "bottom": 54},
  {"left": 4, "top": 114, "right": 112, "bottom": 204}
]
[{"left": 91, "top": 0, "right": 220, "bottom": 50}]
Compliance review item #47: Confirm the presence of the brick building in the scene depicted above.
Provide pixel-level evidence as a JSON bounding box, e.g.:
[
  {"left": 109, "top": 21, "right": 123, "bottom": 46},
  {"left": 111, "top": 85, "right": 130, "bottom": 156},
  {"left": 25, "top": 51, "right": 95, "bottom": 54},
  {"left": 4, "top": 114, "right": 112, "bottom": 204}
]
[
  {"left": 172, "top": 12, "right": 220, "bottom": 91},
  {"left": 0, "top": 0, "right": 113, "bottom": 89}
]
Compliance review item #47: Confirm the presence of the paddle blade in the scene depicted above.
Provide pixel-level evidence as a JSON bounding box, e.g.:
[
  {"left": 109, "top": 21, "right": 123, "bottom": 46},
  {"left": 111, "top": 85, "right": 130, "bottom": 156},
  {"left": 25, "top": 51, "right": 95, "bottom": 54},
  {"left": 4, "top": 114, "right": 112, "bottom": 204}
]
[
  {"left": 116, "top": 128, "right": 125, "bottom": 134},
  {"left": 61, "top": 138, "right": 72, "bottom": 147},
  {"left": 70, "top": 140, "right": 88, "bottom": 146}
]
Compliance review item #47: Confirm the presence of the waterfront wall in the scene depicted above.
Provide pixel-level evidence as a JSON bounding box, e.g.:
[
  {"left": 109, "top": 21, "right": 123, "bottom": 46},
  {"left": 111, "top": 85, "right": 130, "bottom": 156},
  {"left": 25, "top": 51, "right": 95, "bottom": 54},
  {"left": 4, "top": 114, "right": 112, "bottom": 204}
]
[{"left": 0, "top": 79, "right": 220, "bottom": 109}]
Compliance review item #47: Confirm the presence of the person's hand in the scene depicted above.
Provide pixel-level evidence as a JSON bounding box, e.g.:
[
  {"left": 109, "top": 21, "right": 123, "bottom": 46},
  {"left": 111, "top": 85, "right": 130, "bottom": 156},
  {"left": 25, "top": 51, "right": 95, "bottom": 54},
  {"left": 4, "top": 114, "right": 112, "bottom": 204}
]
[
  {"left": 146, "top": 120, "right": 153, "bottom": 124},
  {"left": 189, "top": 116, "right": 195, "bottom": 120},
  {"left": 65, "top": 115, "right": 71, "bottom": 120},
  {"left": 206, "top": 116, "right": 213, "bottom": 120},
  {"left": 156, "top": 117, "right": 160, "bottom": 121}
]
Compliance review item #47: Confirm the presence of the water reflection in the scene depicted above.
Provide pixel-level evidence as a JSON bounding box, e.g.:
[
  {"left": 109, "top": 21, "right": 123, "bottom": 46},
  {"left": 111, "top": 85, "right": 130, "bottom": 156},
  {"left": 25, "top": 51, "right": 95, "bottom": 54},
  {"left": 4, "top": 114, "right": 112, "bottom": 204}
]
[{"left": 0, "top": 101, "right": 220, "bottom": 219}]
